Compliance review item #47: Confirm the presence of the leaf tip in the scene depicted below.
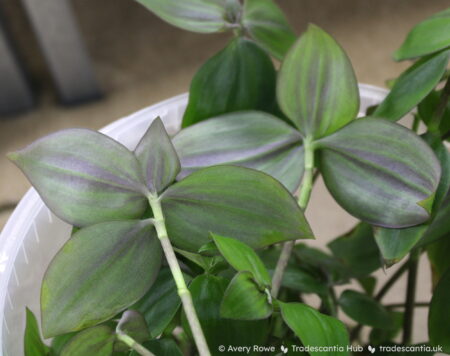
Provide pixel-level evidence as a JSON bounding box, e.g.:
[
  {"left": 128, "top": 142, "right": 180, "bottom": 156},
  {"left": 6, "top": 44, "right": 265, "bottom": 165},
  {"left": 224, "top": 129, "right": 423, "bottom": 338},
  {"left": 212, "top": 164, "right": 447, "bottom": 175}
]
[
  {"left": 6, "top": 151, "right": 20, "bottom": 162},
  {"left": 417, "top": 192, "right": 435, "bottom": 215}
]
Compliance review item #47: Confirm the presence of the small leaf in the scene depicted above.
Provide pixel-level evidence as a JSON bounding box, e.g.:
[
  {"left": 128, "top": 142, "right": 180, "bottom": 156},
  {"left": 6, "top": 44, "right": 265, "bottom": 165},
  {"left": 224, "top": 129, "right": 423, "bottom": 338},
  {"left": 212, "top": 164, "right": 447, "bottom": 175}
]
[
  {"left": 134, "top": 117, "right": 180, "bottom": 193},
  {"left": 41, "top": 220, "right": 162, "bottom": 337},
  {"left": 429, "top": 268, "right": 450, "bottom": 353},
  {"left": 374, "top": 225, "right": 428, "bottom": 266},
  {"left": 242, "top": 0, "right": 296, "bottom": 60},
  {"left": 317, "top": 118, "right": 441, "bottom": 228},
  {"left": 277, "top": 24, "right": 359, "bottom": 138},
  {"left": 394, "top": 8, "right": 450, "bottom": 60},
  {"left": 8, "top": 129, "right": 148, "bottom": 227},
  {"left": 24, "top": 308, "right": 50, "bottom": 356},
  {"left": 358, "top": 276, "right": 377, "bottom": 296},
  {"left": 131, "top": 339, "right": 183, "bottom": 356},
  {"left": 427, "top": 236, "right": 450, "bottom": 288},
  {"left": 281, "top": 267, "right": 328, "bottom": 296},
  {"left": 161, "top": 165, "right": 313, "bottom": 252},
  {"left": 373, "top": 50, "right": 450, "bottom": 121},
  {"left": 418, "top": 90, "right": 450, "bottom": 137},
  {"left": 135, "top": 0, "right": 234, "bottom": 33},
  {"left": 60, "top": 326, "right": 115, "bottom": 356},
  {"left": 369, "top": 311, "right": 403, "bottom": 345},
  {"left": 221, "top": 271, "right": 272, "bottom": 320},
  {"left": 116, "top": 310, "right": 150, "bottom": 344},
  {"left": 132, "top": 268, "right": 191, "bottom": 338},
  {"left": 173, "top": 111, "right": 304, "bottom": 192},
  {"left": 328, "top": 223, "right": 381, "bottom": 277},
  {"left": 174, "top": 247, "right": 221, "bottom": 272},
  {"left": 212, "top": 234, "right": 271, "bottom": 287},
  {"left": 338, "top": 290, "right": 393, "bottom": 328},
  {"left": 182, "top": 37, "right": 277, "bottom": 127},
  {"left": 280, "top": 302, "right": 349, "bottom": 356}
]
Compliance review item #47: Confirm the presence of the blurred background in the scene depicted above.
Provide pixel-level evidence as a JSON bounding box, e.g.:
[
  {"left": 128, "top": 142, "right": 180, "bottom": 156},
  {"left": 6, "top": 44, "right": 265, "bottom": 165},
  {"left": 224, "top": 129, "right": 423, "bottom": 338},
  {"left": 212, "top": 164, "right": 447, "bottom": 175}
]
[{"left": 0, "top": 0, "right": 448, "bottom": 345}]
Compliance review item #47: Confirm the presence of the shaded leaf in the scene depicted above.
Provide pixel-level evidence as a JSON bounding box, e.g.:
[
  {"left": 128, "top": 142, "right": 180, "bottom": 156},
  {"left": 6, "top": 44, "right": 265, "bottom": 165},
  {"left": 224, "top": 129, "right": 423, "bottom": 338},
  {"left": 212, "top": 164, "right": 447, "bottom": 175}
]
[
  {"left": 428, "top": 268, "right": 450, "bottom": 353},
  {"left": 242, "top": 0, "right": 296, "bottom": 59},
  {"left": 358, "top": 276, "right": 377, "bottom": 296},
  {"left": 134, "top": 117, "right": 180, "bottom": 193},
  {"left": 221, "top": 271, "right": 272, "bottom": 320},
  {"left": 60, "top": 325, "right": 115, "bottom": 356},
  {"left": 41, "top": 220, "right": 162, "bottom": 337},
  {"left": 373, "top": 50, "right": 450, "bottom": 121},
  {"left": 338, "top": 290, "right": 393, "bottom": 328},
  {"left": 131, "top": 339, "right": 183, "bottom": 356},
  {"left": 394, "top": 8, "right": 450, "bottom": 60},
  {"left": 317, "top": 118, "right": 441, "bottom": 228},
  {"left": 418, "top": 90, "right": 450, "bottom": 137},
  {"left": 212, "top": 234, "right": 271, "bottom": 287},
  {"left": 369, "top": 311, "right": 403, "bottom": 346},
  {"left": 182, "top": 37, "right": 277, "bottom": 127},
  {"left": 280, "top": 302, "right": 349, "bottom": 356},
  {"left": 281, "top": 267, "right": 328, "bottom": 296},
  {"left": 161, "top": 166, "right": 313, "bottom": 252},
  {"left": 8, "top": 129, "right": 148, "bottom": 227},
  {"left": 427, "top": 236, "right": 450, "bottom": 287},
  {"left": 24, "top": 308, "right": 50, "bottom": 356},
  {"left": 277, "top": 24, "right": 359, "bottom": 138},
  {"left": 51, "top": 333, "right": 77, "bottom": 356},
  {"left": 116, "top": 310, "right": 150, "bottom": 344},
  {"left": 173, "top": 111, "right": 304, "bottom": 192},
  {"left": 174, "top": 247, "right": 224, "bottom": 273}
]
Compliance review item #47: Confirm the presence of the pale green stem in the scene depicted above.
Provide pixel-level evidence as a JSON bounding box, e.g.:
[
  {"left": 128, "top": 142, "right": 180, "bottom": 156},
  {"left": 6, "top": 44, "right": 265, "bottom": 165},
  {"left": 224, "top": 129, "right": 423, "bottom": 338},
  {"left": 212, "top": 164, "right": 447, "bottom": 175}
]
[
  {"left": 148, "top": 195, "right": 211, "bottom": 356},
  {"left": 116, "top": 333, "right": 155, "bottom": 356},
  {"left": 271, "top": 137, "right": 315, "bottom": 299}
]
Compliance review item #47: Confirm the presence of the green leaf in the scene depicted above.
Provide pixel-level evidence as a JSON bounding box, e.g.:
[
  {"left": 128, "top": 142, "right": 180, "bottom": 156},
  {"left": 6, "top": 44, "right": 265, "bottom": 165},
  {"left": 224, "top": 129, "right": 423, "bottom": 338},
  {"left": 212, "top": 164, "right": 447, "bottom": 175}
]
[
  {"left": 24, "top": 308, "right": 50, "bottom": 356},
  {"left": 132, "top": 268, "right": 191, "bottom": 338},
  {"left": 221, "top": 271, "right": 272, "bottom": 320},
  {"left": 358, "top": 276, "right": 377, "bottom": 296},
  {"left": 374, "top": 225, "right": 428, "bottom": 266},
  {"left": 60, "top": 326, "right": 115, "bottom": 356},
  {"left": 174, "top": 247, "right": 222, "bottom": 272},
  {"left": 277, "top": 24, "right": 359, "bottom": 139},
  {"left": 116, "top": 310, "right": 150, "bottom": 345},
  {"left": 373, "top": 50, "right": 450, "bottom": 121},
  {"left": 184, "top": 275, "right": 269, "bottom": 355},
  {"left": 280, "top": 302, "right": 349, "bottom": 356},
  {"left": 338, "top": 290, "right": 393, "bottom": 328},
  {"left": 427, "top": 236, "right": 450, "bottom": 287},
  {"left": 182, "top": 37, "right": 277, "bottom": 127},
  {"left": 429, "top": 268, "right": 450, "bottom": 353},
  {"left": 51, "top": 333, "right": 77, "bottom": 356},
  {"left": 418, "top": 90, "right": 450, "bottom": 137},
  {"left": 212, "top": 234, "right": 271, "bottom": 287},
  {"left": 173, "top": 111, "right": 304, "bottom": 192},
  {"left": 161, "top": 165, "right": 313, "bottom": 252},
  {"left": 281, "top": 267, "right": 329, "bottom": 296},
  {"left": 369, "top": 311, "right": 403, "bottom": 345},
  {"left": 134, "top": 117, "right": 180, "bottom": 194},
  {"left": 317, "top": 118, "right": 441, "bottom": 228},
  {"left": 41, "top": 220, "right": 162, "bottom": 337},
  {"left": 131, "top": 339, "right": 183, "bottom": 356},
  {"left": 394, "top": 8, "right": 450, "bottom": 60},
  {"left": 8, "top": 129, "right": 148, "bottom": 227},
  {"left": 242, "top": 0, "right": 296, "bottom": 60},
  {"left": 328, "top": 223, "right": 381, "bottom": 277},
  {"left": 135, "top": 0, "right": 235, "bottom": 33}
]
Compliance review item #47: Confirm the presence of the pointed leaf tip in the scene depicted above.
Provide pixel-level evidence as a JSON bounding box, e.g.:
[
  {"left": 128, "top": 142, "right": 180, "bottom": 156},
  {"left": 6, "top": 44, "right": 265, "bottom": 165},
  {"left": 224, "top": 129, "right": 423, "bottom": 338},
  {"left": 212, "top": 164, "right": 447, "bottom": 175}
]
[{"left": 6, "top": 151, "right": 19, "bottom": 162}]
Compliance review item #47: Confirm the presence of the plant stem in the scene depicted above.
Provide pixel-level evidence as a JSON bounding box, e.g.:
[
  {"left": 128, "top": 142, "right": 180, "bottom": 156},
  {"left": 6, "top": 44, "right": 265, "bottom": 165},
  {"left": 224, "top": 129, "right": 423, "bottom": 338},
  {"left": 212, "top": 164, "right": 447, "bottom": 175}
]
[
  {"left": 148, "top": 196, "right": 211, "bottom": 356},
  {"left": 386, "top": 302, "right": 428, "bottom": 309},
  {"left": 271, "top": 138, "right": 315, "bottom": 299},
  {"left": 116, "top": 333, "right": 155, "bottom": 356},
  {"left": 428, "top": 77, "right": 450, "bottom": 134},
  {"left": 402, "top": 249, "right": 420, "bottom": 345}
]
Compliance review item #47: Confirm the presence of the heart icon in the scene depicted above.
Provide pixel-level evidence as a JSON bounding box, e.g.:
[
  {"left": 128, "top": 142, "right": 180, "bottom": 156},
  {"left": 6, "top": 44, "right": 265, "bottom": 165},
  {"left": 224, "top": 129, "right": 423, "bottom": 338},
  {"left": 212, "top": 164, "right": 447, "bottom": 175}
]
[
  {"left": 281, "top": 345, "right": 288, "bottom": 354},
  {"left": 368, "top": 345, "right": 376, "bottom": 354}
]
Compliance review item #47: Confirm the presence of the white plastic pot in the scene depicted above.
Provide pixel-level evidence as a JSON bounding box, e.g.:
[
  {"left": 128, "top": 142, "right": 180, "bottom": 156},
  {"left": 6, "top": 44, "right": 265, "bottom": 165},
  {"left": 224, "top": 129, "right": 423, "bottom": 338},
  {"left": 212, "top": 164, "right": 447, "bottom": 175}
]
[{"left": 0, "top": 84, "right": 387, "bottom": 356}]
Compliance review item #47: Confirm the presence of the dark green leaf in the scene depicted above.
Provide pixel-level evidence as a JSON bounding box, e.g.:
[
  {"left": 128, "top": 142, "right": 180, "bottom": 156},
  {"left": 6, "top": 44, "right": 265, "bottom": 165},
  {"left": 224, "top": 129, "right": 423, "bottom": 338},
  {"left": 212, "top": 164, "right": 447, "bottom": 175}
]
[
  {"left": 24, "top": 308, "right": 50, "bottom": 356},
  {"left": 338, "top": 290, "right": 392, "bottom": 328},
  {"left": 41, "top": 220, "right": 162, "bottom": 337},
  {"left": 221, "top": 271, "right": 272, "bottom": 320},
  {"left": 135, "top": 0, "right": 235, "bottom": 33},
  {"left": 369, "top": 311, "right": 403, "bottom": 346},
  {"left": 418, "top": 90, "right": 450, "bottom": 136},
  {"left": 174, "top": 247, "right": 222, "bottom": 272},
  {"left": 357, "top": 276, "right": 377, "bottom": 296},
  {"left": 373, "top": 50, "right": 450, "bottom": 121},
  {"left": 317, "top": 118, "right": 441, "bottom": 228},
  {"left": 374, "top": 225, "right": 427, "bottom": 266},
  {"left": 116, "top": 310, "right": 149, "bottom": 344},
  {"left": 328, "top": 223, "right": 381, "bottom": 277},
  {"left": 184, "top": 275, "right": 269, "bottom": 355},
  {"left": 131, "top": 339, "right": 183, "bottom": 356},
  {"left": 173, "top": 111, "right": 304, "bottom": 192},
  {"left": 277, "top": 24, "right": 359, "bottom": 138},
  {"left": 394, "top": 8, "right": 450, "bottom": 60},
  {"left": 242, "top": 0, "right": 296, "bottom": 60},
  {"left": 161, "top": 165, "right": 313, "bottom": 252},
  {"left": 429, "top": 268, "right": 450, "bottom": 353},
  {"left": 280, "top": 302, "right": 349, "bottom": 356},
  {"left": 212, "top": 234, "right": 271, "bottom": 287},
  {"left": 281, "top": 267, "right": 328, "bottom": 296},
  {"left": 134, "top": 117, "right": 180, "bottom": 194},
  {"left": 427, "top": 236, "right": 450, "bottom": 287},
  {"left": 8, "top": 129, "right": 148, "bottom": 227},
  {"left": 182, "top": 37, "right": 276, "bottom": 127},
  {"left": 60, "top": 325, "right": 115, "bottom": 356},
  {"left": 51, "top": 333, "right": 77, "bottom": 356},
  {"left": 418, "top": 195, "right": 450, "bottom": 247}
]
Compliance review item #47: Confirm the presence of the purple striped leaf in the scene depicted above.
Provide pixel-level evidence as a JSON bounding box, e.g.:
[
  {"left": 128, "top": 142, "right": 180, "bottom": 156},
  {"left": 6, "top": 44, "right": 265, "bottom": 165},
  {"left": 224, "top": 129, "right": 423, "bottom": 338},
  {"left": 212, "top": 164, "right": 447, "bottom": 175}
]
[
  {"left": 172, "top": 111, "right": 304, "bottom": 192},
  {"left": 8, "top": 129, "right": 148, "bottom": 227},
  {"left": 135, "top": 117, "right": 181, "bottom": 194},
  {"left": 317, "top": 118, "right": 441, "bottom": 228}
]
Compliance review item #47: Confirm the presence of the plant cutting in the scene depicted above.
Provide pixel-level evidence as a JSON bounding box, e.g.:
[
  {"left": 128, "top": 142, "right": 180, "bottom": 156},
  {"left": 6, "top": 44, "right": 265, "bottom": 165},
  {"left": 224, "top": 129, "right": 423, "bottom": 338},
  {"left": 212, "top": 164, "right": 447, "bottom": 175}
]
[{"left": 6, "top": 1, "right": 450, "bottom": 355}]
